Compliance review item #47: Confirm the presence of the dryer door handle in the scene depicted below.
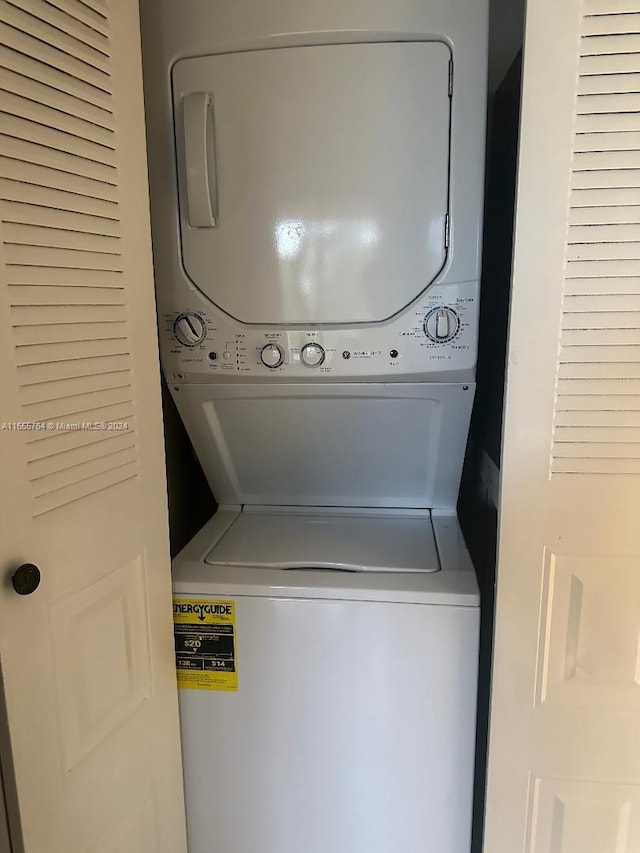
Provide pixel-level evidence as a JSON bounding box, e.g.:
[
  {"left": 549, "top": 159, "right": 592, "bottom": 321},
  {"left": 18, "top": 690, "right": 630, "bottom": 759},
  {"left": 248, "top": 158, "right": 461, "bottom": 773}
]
[{"left": 182, "top": 91, "right": 217, "bottom": 227}]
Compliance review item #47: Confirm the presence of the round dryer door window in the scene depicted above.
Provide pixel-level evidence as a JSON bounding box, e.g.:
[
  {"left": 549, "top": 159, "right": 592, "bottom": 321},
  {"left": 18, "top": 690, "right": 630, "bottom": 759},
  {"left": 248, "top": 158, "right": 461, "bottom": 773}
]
[{"left": 173, "top": 41, "right": 452, "bottom": 325}]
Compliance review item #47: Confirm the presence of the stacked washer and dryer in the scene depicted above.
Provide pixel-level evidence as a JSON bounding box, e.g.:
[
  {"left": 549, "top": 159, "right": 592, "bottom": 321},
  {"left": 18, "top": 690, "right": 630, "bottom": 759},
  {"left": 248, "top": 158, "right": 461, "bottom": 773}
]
[{"left": 141, "top": 1, "right": 488, "bottom": 851}]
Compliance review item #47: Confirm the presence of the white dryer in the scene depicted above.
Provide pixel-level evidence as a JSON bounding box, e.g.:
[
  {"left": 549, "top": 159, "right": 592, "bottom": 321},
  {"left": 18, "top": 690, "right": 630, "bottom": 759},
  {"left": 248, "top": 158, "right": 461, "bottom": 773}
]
[
  {"left": 140, "top": 0, "right": 488, "bottom": 850},
  {"left": 142, "top": 0, "right": 488, "bottom": 403}
]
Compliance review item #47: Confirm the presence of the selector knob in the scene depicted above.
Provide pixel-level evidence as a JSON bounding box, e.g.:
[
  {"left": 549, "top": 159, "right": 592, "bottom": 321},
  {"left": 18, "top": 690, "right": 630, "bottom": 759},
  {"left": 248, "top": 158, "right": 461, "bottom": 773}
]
[
  {"left": 423, "top": 307, "right": 460, "bottom": 343},
  {"left": 260, "top": 343, "right": 284, "bottom": 368},
  {"left": 300, "top": 342, "right": 325, "bottom": 367},
  {"left": 174, "top": 313, "right": 206, "bottom": 346}
]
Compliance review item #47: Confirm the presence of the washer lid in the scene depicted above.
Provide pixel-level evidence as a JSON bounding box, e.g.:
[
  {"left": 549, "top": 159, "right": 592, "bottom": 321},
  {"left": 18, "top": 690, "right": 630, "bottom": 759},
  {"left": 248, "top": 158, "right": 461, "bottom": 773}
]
[
  {"left": 204, "top": 508, "right": 440, "bottom": 573},
  {"left": 173, "top": 41, "right": 451, "bottom": 325}
]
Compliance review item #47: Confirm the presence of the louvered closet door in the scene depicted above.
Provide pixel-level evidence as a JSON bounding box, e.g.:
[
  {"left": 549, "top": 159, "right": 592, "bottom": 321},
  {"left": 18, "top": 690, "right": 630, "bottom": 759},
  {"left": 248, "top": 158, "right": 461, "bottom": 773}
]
[
  {"left": 0, "top": 2, "right": 187, "bottom": 851},
  {"left": 484, "top": 1, "right": 640, "bottom": 851}
]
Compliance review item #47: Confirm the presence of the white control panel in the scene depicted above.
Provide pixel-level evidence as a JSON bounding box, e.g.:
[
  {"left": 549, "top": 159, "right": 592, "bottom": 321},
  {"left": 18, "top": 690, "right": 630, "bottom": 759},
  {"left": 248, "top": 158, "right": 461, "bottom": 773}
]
[{"left": 158, "top": 281, "right": 478, "bottom": 382}]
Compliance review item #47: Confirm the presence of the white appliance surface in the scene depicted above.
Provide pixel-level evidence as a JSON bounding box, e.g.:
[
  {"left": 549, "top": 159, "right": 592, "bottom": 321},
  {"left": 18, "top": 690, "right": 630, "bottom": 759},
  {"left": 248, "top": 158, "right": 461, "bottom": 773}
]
[
  {"left": 174, "top": 509, "right": 479, "bottom": 853},
  {"left": 205, "top": 506, "right": 440, "bottom": 572},
  {"left": 159, "top": 279, "right": 477, "bottom": 384},
  {"left": 144, "top": 3, "right": 487, "bottom": 850},
  {"left": 173, "top": 41, "right": 451, "bottom": 325},
  {"left": 143, "top": 0, "right": 489, "bottom": 384},
  {"left": 172, "top": 382, "right": 474, "bottom": 510}
]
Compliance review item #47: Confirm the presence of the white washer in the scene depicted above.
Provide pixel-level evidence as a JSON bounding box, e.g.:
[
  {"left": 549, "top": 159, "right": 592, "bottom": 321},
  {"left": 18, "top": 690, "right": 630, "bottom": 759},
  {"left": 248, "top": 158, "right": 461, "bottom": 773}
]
[{"left": 174, "top": 508, "right": 479, "bottom": 853}]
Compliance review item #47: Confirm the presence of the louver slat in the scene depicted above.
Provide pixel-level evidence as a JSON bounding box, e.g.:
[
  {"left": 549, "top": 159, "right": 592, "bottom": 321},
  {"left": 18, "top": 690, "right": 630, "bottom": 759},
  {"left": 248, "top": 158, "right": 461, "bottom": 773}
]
[
  {"left": 9, "top": 285, "right": 124, "bottom": 304},
  {"left": 561, "top": 310, "right": 640, "bottom": 329},
  {"left": 555, "top": 426, "right": 640, "bottom": 441},
  {"left": 584, "top": 14, "right": 640, "bottom": 36},
  {"left": 0, "top": 0, "right": 139, "bottom": 513},
  {"left": 581, "top": 34, "right": 640, "bottom": 57},
  {"left": 570, "top": 186, "right": 640, "bottom": 206},
  {"left": 44, "top": 0, "right": 109, "bottom": 36},
  {"left": 32, "top": 467, "right": 137, "bottom": 516},
  {"left": 578, "top": 74, "right": 640, "bottom": 95},
  {"left": 7, "top": 266, "right": 122, "bottom": 286},
  {"left": 0, "top": 96, "right": 114, "bottom": 149},
  {"left": 552, "top": 458, "right": 640, "bottom": 474},
  {"left": 3, "top": 222, "right": 120, "bottom": 253},
  {"left": 0, "top": 114, "right": 116, "bottom": 165},
  {"left": 577, "top": 53, "right": 640, "bottom": 76},
  {"left": 0, "top": 68, "right": 113, "bottom": 129},
  {"left": 17, "top": 353, "right": 131, "bottom": 385},
  {"left": 73, "top": 0, "right": 107, "bottom": 17},
  {"left": 5, "top": 0, "right": 109, "bottom": 55},
  {"left": 569, "top": 204, "right": 640, "bottom": 224},
  {"left": 575, "top": 113, "right": 640, "bottom": 134},
  {"left": 0, "top": 137, "right": 117, "bottom": 185},
  {"left": 551, "top": 9, "right": 640, "bottom": 475},
  {"left": 567, "top": 242, "right": 640, "bottom": 261},
  {"left": 574, "top": 150, "right": 640, "bottom": 170},
  {"left": 29, "top": 434, "right": 137, "bottom": 482},
  {"left": 0, "top": 22, "right": 109, "bottom": 92},
  {"left": 0, "top": 2, "right": 110, "bottom": 74},
  {"left": 15, "top": 338, "right": 130, "bottom": 367},
  {"left": 569, "top": 223, "right": 640, "bottom": 242},
  {"left": 585, "top": 0, "right": 640, "bottom": 13},
  {"left": 0, "top": 201, "right": 120, "bottom": 236},
  {"left": 19, "top": 369, "right": 131, "bottom": 405},
  {"left": 558, "top": 344, "right": 640, "bottom": 363},
  {"left": 0, "top": 48, "right": 112, "bottom": 110},
  {"left": 574, "top": 131, "right": 640, "bottom": 151},
  {"left": 556, "top": 409, "right": 640, "bottom": 427},
  {"left": 559, "top": 360, "right": 640, "bottom": 379},
  {"left": 13, "top": 321, "right": 129, "bottom": 346},
  {"left": 0, "top": 178, "right": 119, "bottom": 220},
  {"left": 578, "top": 93, "right": 640, "bottom": 114},
  {"left": 563, "top": 293, "right": 640, "bottom": 311},
  {"left": 25, "top": 412, "right": 135, "bottom": 453},
  {"left": 572, "top": 170, "right": 640, "bottom": 189},
  {"left": 4, "top": 245, "right": 123, "bottom": 271},
  {"left": 30, "top": 446, "right": 138, "bottom": 499},
  {"left": 23, "top": 386, "right": 133, "bottom": 422}
]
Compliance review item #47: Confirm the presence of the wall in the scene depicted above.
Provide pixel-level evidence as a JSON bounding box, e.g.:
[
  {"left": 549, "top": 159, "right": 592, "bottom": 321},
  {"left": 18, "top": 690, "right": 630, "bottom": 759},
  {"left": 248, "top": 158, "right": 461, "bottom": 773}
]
[
  {"left": 161, "top": 384, "right": 216, "bottom": 556},
  {"left": 488, "top": 0, "right": 526, "bottom": 94},
  {"left": 459, "top": 3, "right": 525, "bottom": 850}
]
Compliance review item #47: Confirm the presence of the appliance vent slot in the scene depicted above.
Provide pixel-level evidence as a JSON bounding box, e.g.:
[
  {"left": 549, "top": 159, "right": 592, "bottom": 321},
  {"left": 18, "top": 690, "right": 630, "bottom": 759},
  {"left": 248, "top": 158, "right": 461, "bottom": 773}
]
[
  {"left": 552, "top": 4, "right": 640, "bottom": 475},
  {"left": 0, "top": 0, "right": 139, "bottom": 514}
]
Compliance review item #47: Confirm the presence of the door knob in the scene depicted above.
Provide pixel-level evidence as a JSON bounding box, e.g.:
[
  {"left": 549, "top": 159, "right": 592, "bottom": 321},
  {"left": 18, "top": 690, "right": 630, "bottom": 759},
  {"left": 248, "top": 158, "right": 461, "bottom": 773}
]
[{"left": 11, "top": 563, "right": 41, "bottom": 596}]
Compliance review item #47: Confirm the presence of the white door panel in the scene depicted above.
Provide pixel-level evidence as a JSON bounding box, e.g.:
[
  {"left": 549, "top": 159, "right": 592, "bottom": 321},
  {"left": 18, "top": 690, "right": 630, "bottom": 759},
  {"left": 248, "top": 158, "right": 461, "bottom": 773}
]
[
  {"left": 485, "top": 1, "right": 640, "bottom": 851},
  {"left": 173, "top": 42, "right": 451, "bottom": 324},
  {"left": 0, "top": 1, "right": 186, "bottom": 851}
]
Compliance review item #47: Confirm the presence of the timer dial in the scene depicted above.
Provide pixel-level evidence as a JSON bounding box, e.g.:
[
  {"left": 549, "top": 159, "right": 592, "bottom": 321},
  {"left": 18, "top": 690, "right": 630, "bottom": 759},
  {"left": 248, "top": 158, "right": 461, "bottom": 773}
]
[
  {"left": 174, "top": 313, "right": 206, "bottom": 346},
  {"left": 260, "top": 343, "right": 284, "bottom": 368},
  {"left": 301, "top": 342, "right": 325, "bottom": 367},
  {"left": 423, "top": 307, "right": 460, "bottom": 343}
]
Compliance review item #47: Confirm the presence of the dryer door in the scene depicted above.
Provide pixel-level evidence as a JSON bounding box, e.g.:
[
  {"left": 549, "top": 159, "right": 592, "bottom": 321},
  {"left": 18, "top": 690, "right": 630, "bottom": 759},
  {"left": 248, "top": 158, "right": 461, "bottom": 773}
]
[{"left": 173, "top": 42, "right": 451, "bottom": 325}]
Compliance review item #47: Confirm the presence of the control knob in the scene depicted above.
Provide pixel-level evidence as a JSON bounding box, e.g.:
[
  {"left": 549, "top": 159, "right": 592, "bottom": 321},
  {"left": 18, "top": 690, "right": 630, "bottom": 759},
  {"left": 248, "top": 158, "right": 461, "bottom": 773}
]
[
  {"left": 260, "top": 343, "right": 284, "bottom": 368},
  {"left": 423, "top": 307, "right": 460, "bottom": 343},
  {"left": 174, "top": 313, "right": 206, "bottom": 346},
  {"left": 301, "top": 342, "right": 325, "bottom": 367}
]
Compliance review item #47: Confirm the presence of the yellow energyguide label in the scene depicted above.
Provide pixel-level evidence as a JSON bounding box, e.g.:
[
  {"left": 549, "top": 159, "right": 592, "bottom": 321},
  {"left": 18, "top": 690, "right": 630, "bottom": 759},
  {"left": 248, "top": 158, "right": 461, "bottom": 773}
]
[{"left": 173, "top": 597, "right": 238, "bottom": 691}]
